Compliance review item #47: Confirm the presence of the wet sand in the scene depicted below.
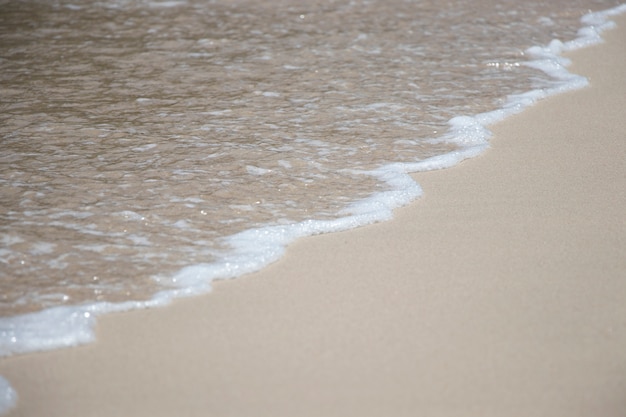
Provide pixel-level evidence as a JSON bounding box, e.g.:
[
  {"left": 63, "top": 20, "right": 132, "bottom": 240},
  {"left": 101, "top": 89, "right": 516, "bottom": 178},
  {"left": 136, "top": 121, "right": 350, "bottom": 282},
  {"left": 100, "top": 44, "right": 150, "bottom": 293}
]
[{"left": 1, "top": 13, "right": 625, "bottom": 417}]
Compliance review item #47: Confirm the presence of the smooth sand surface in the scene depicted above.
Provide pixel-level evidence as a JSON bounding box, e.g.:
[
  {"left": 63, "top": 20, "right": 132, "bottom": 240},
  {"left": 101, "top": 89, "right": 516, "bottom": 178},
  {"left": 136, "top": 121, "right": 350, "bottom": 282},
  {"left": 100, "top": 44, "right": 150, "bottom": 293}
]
[{"left": 2, "top": 14, "right": 625, "bottom": 417}]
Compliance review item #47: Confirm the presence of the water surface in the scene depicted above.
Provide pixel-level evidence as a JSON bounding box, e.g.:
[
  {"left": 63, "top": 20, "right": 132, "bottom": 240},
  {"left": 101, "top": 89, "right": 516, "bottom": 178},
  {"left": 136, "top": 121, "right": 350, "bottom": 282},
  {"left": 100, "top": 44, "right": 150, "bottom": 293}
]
[{"left": 1, "top": 0, "right": 622, "bottom": 321}]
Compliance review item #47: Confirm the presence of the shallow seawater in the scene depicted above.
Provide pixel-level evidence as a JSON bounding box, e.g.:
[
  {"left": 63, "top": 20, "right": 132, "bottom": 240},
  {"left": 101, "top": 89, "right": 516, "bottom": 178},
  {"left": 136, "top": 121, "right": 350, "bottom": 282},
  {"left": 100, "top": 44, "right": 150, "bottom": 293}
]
[{"left": 0, "top": 0, "right": 622, "bottom": 322}]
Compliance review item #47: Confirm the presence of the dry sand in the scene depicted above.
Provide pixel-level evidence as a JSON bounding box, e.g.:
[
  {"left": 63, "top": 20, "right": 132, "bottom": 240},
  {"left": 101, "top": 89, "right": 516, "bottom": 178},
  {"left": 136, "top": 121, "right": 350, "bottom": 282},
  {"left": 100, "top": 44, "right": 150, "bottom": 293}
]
[{"left": 2, "top": 13, "right": 625, "bottom": 417}]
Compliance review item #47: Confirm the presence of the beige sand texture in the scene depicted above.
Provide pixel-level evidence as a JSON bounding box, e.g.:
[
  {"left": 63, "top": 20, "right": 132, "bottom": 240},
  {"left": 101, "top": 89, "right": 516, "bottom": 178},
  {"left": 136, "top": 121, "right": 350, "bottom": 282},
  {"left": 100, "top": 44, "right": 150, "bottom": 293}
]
[{"left": 2, "top": 13, "right": 626, "bottom": 417}]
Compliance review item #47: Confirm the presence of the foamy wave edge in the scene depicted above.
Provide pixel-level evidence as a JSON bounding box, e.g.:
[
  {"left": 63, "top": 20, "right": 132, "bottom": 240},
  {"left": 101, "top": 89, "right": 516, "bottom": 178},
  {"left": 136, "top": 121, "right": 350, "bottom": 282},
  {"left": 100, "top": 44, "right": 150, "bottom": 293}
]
[{"left": 1, "top": 3, "right": 625, "bottom": 413}]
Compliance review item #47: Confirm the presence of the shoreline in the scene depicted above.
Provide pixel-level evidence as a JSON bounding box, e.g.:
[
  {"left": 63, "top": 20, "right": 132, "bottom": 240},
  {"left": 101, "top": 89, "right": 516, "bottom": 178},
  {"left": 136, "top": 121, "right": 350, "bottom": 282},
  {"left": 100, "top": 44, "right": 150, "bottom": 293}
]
[{"left": 2, "top": 13, "right": 626, "bottom": 417}]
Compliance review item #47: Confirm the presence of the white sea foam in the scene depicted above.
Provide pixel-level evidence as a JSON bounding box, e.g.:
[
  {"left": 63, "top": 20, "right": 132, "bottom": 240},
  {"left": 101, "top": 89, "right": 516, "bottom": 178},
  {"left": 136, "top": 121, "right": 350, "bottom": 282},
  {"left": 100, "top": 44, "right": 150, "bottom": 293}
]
[{"left": 1, "top": 3, "right": 625, "bottom": 414}]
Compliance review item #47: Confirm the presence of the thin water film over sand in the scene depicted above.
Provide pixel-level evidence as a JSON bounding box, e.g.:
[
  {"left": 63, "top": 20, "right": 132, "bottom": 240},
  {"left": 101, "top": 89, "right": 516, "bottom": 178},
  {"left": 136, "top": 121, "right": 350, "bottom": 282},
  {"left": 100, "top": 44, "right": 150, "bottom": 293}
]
[{"left": 1, "top": 0, "right": 621, "bottom": 316}]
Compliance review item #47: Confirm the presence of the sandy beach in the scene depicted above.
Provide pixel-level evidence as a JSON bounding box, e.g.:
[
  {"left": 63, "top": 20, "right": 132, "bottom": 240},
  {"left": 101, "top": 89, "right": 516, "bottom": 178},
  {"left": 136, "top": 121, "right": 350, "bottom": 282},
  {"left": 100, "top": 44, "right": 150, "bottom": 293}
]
[{"left": 2, "top": 13, "right": 625, "bottom": 417}]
